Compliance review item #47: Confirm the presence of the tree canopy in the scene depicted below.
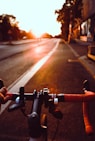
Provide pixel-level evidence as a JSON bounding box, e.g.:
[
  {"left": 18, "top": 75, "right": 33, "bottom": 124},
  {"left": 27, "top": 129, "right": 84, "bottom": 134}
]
[
  {"left": 0, "top": 14, "right": 35, "bottom": 41},
  {"left": 55, "top": 0, "right": 83, "bottom": 40}
]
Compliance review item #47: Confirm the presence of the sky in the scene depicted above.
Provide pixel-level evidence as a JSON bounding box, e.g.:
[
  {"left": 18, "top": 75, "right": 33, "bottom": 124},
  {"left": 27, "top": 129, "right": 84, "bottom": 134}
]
[{"left": 0, "top": 0, "right": 65, "bottom": 37}]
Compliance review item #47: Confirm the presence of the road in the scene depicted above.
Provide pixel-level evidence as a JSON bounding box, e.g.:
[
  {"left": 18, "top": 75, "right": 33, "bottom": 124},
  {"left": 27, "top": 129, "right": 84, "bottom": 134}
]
[
  {"left": 0, "top": 38, "right": 55, "bottom": 87},
  {"left": 0, "top": 38, "right": 95, "bottom": 141}
]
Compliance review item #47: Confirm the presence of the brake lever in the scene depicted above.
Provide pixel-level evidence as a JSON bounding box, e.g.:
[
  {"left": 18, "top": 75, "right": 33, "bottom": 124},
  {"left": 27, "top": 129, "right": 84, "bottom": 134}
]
[
  {"left": 8, "top": 100, "right": 25, "bottom": 112},
  {"left": 83, "top": 80, "right": 90, "bottom": 91},
  {"left": 8, "top": 86, "right": 25, "bottom": 112},
  {"left": 49, "top": 99, "right": 63, "bottom": 119}
]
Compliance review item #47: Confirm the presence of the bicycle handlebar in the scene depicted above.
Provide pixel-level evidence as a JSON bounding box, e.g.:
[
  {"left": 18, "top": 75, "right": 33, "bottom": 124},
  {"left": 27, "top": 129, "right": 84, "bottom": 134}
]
[
  {"left": 6, "top": 80, "right": 95, "bottom": 136},
  {"left": 7, "top": 88, "right": 95, "bottom": 111}
]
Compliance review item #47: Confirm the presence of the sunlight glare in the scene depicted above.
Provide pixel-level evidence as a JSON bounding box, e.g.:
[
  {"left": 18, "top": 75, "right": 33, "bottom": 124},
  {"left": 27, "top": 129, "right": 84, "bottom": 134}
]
[
  {"left": 35, "top": 47, "right": 42, "bottom": 54},
  {"left": 0, "top": 0, "right": 65, "bottom": 37}
]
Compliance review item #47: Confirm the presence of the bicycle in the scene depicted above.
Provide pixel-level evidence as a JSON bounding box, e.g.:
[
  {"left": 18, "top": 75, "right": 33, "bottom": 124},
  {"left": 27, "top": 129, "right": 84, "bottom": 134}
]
[{"left": 1, "top": 80, "right": 95, "bottom": 141}]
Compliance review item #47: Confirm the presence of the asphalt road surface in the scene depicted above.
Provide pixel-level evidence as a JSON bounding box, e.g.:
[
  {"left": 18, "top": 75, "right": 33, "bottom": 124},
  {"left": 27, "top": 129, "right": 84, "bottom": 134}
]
[{"left": 0, "top": 38, "right": 95, "bottom": 141}]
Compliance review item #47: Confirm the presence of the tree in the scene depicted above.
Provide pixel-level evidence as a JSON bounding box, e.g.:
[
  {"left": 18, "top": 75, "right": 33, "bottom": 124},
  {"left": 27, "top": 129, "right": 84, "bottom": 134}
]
[
  {"left": 55, "top": 3, "right": 72, "bottom": 40},
  {"left": 55, "top": 0, "right": 83, "bottom": 40},
  {"left": 0, "top": 14, "right": 11, "bottom": 40},
  {"left": 0, "top": 14, "right": 21, "bottom": 41}
]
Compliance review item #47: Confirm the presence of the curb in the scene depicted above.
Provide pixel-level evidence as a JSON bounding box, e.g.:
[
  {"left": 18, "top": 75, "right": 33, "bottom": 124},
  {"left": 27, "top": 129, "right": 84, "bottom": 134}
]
[
  {"left": 74, "top": 39, "right": 91, "bottom": 46},
  {"left": 79, "top": 56, "right": 95, "bottom": 79},
  {"left": 0, "top": 39, "right": 33, "bottom": 46}
]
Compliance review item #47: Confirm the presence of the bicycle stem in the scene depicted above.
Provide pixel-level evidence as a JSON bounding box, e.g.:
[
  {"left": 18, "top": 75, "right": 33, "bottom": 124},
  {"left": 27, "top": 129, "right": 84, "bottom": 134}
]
[{"left": 28, "top": 90, "right": 44, "bottom": 138}]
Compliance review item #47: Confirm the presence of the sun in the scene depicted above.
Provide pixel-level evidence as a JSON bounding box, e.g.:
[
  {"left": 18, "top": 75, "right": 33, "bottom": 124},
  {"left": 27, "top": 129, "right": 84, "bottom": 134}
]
[
  {"left": 19, "top": 13, "right": 61, "bottom": 38},
  {"left": 17, "top": 0, "right": 63, "bottom": 37},
  {"left": 0, "top": 0, "right": 65, "bottom": 37}
]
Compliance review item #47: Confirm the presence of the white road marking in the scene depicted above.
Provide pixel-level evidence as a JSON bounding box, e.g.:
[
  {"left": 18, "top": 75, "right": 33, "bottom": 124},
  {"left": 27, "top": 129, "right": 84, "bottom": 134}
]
[
  {"left": 0, "top": 40, "right": 60, "bottom": 115},
  {"left": 65, "top": 42, "right": 80, "bottom": 57}
]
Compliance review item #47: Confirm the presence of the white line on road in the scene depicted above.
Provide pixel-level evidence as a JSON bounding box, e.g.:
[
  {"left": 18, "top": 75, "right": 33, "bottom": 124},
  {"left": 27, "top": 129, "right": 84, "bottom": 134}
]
[
  {"left": 65, "top": 42, "right": 80, "bottom": 57},
  {"left": 0, "top": 40, "right": 60, "bottom": 115}
]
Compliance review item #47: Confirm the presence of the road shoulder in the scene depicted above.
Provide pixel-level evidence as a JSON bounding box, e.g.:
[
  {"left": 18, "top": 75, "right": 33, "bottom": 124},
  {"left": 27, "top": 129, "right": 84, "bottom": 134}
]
[
  {"left": 79, "top": 55, "right": 95, "bottom": 79},
  {"left": 64, "top": 41, "right": 95, "bottom": 80}
]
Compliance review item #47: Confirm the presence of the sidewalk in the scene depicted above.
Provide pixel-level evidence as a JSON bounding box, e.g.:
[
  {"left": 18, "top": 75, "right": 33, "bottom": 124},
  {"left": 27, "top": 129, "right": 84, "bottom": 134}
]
[
  {"left": 0, "top": 39, "right": 34, "bottom": 46},
  {"left": 75, "top": 35, "right": 93, "bottom": 45},
  {"left": 74, "top": 38, "right": 91, "bottom": 46}
]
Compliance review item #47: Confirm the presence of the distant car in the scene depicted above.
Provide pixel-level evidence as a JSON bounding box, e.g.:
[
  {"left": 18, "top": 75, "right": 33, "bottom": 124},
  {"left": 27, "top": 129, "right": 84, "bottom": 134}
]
[{"left": 87, "top": 43, "right": 95, "bottom": 61}]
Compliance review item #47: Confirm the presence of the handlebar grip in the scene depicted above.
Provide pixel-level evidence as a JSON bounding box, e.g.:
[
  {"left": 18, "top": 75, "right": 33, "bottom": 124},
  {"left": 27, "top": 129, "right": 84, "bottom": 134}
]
[
  {"left": 83, "top": 80, "right": 94, "bottom": 135},
  {"left": 83, "top": 102, "right": 94, "bottom": 135}
]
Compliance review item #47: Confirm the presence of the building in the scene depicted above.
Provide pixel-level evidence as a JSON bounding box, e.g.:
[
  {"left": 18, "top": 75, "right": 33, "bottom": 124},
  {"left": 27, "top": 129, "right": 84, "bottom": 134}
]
[{"left": 75, "top": 0, "right": 95, "bottom": 41}]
